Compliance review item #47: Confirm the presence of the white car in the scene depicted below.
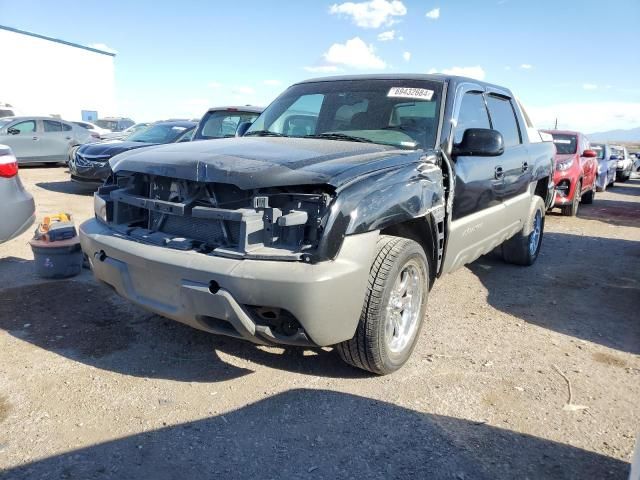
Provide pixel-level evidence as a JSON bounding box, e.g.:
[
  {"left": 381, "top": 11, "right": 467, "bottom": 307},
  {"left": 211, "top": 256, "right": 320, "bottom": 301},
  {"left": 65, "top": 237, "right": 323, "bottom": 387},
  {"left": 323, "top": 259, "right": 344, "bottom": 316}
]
[
  {"left": 71, "top": 121, "right": 111, "bottom": 139},
  {"left": 100, "top": 122, "right": 150, "bottom": 140}
]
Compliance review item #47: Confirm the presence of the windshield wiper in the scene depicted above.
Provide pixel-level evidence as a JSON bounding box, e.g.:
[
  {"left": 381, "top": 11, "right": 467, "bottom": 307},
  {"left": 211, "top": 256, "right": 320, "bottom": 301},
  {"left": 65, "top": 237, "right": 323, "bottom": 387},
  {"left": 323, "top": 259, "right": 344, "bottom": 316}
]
[
  {"left": 244, "top": 130, "right": 287, "bottom": 137},
  {"left": 303, "top": 132, "right": 376, "bottom": 144}
]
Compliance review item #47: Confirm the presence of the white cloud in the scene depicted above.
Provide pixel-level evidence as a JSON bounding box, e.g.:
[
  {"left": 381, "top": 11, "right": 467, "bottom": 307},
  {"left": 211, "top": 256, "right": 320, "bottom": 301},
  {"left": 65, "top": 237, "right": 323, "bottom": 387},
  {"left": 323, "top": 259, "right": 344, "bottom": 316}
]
[
  {"left": 263, "top": 79, "right": 282, "bottom": 86},
  {"left": 583, "top": 83, "right": 598, "bottom": 90},
  {"left": 208, "top": 81, "right": 223, "bottom": 88},
  {"left": 377, "top": 30, "right": 396, "bottom": 41},
  {"left": 88, "top": 43, "right": 117, "bottom": 54},
  {"left": 323, "top": 37, "right": 386, "bottom": 69},
  {"left": 425, "top": 7, "right": 440, "bottom": 19},
  {"left": 527, "top": 102, "right": 640, "bottom": 132},
  {"left": 304, "top": 65, "right": 340, "bottom": 73},
  {"left": 232, "top": 86, "right": 255, "bottom": 95},
  {"left": 329, "top": 0, "right": 407, "bottom": 28},
  {"left": 520, "top": 64, "right": 533, "bottom": 69},
  {"left": 428, "top": 65, "right": 485, "bottom": 80},
  {"left": 403, "top": 51, "right": 411, "bottom": 62}
]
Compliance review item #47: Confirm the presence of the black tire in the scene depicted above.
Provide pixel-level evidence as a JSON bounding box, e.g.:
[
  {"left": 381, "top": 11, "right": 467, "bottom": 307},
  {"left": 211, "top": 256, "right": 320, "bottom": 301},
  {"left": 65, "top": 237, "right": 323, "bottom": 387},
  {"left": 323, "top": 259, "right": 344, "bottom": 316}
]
[
  {"left": 617, "top": 173, "right": 629, "bottom": 183},
  {"left": 582, "top": 185, "right": 595, "bottom": 204},
  {"left": 502, "top": 196, "right": 545, "bottom": 266},
  {"left": 336, "top": 235, "right": 429, "bottom": 375},
  {"left": 561, "top": 180, "right": 581, "bottom": 216}
]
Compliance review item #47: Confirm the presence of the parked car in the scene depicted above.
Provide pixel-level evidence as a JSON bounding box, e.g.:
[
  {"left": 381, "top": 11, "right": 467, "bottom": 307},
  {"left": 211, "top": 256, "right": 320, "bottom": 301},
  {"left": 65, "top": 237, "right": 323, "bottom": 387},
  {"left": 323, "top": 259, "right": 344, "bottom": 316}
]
[
  {"left": 591, "top": 143, "right": 617, "bottom": 191},
  {"left": 69, "top": 120, "right": 196, "bottom": 185},
  {"left": 0, "top": 103, "right": 16, "bottom": 118},
  {"left": 95, "top": 117, "right": 135, "bottom": 133},
  {"left": 542, "top": 130, "right": 598, "bottom": 216},
  {"left": 0, "top": 117, "right": 94, "bottom": 164},
  {"left": 0, "top": 145, "right": 35, "bottom": 243},
  {"left": 192, "top": 106, "right": 263, "bottom": 140},
  {"left": 100, "top": 122, "right": 150, "bottom": 141},
  {"left": 611, "top": 145, "right": 634, "bottom": 181},
  {"left": 71, "top": 121, "right": 111, "bottom": 140},
  {"left": 81, "top": 74, "right": 554, "bottom": 375},
  {"left": 633, "top": 152, "right": 640, "bottom": 172}
]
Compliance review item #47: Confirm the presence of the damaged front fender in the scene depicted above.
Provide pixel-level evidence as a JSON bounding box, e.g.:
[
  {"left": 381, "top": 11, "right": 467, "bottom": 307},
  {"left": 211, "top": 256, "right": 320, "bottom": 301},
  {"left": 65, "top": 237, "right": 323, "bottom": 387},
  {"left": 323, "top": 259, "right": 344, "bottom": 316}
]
[{"left": 317, "top": 155, "right": 445, "bottom": 260}]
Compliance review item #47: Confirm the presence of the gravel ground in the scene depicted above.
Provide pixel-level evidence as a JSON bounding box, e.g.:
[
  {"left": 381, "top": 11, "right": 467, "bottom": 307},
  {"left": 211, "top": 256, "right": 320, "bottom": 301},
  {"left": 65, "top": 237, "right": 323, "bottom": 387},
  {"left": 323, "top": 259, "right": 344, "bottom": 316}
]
[{"left": 0, "top": 165, "right": 638, "bottom": 479}]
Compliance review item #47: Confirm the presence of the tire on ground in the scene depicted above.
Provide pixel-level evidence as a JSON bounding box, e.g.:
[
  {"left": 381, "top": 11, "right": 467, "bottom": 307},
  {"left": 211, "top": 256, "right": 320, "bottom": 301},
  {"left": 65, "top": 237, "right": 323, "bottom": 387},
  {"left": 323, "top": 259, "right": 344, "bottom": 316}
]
[
  {"left": 582, "top": 185, "right": 595, "bottom": 204},
  {"left": 561, "top": 180, "right": 581, "bottom": 216},
  {"left": 336, "top": 235, "right": 429, "bottom": 375},
  {"left": 502, "top": 196, "right": 545, "bottom": 266}
]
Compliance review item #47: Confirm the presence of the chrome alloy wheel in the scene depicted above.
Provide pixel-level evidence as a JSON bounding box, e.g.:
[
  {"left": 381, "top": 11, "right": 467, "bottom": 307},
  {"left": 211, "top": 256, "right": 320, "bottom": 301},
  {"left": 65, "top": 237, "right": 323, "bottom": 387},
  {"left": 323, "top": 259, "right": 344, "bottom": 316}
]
[
  {"left": 384, "top": 260, "right": 424, "bottom": 354},
  {"left": 529, "top": 210, "right": 542, "bottom": 256}
]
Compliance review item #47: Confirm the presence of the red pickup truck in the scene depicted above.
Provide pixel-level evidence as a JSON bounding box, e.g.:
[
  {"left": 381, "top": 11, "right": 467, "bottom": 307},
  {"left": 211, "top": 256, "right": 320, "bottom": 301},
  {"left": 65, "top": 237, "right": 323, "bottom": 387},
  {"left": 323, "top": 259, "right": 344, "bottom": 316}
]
[{"left": 543, "top": 130, "right": 598, "bottom": 216}]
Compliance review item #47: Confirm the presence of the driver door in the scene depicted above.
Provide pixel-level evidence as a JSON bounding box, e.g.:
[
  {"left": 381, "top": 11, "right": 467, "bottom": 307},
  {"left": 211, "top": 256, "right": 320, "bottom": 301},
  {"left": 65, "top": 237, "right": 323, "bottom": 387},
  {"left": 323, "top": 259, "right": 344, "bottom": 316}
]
[{"left": 0, "top": 119, "right": 40, "bottom": 163}]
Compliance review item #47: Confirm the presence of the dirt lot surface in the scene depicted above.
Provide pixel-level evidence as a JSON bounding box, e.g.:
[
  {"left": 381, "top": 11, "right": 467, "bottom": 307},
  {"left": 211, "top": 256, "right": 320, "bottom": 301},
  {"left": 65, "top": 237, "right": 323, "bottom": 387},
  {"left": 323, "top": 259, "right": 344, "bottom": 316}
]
[{"left": 1, "top": 166, "right": 639, "bottom": 479}]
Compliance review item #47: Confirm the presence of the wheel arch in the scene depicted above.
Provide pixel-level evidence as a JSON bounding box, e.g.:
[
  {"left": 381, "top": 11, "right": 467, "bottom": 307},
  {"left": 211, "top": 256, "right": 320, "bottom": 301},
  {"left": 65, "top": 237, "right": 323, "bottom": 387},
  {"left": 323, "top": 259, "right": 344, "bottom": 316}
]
[{"left": 380, "top": 213, "right": 443, "bottom": 288}]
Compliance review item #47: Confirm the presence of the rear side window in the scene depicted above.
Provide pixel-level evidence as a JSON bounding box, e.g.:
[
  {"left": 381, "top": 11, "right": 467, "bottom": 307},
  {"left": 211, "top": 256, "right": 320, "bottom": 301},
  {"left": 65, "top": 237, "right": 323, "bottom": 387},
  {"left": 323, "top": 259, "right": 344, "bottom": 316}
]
[
  {"left": 43, "top": 120, "right": 63, "bottom": 132},
  {"left": 61, "top": 122, "right": 72, "bottom": 131},
  {"left": 455, "top": 92, "right": 490, "bottom": 144},
  {"left": 486, "top": 95, "right": 521, "bottom": 148},
  {"left": 195, "top": 111, "right": 260, "bottom": 140}
]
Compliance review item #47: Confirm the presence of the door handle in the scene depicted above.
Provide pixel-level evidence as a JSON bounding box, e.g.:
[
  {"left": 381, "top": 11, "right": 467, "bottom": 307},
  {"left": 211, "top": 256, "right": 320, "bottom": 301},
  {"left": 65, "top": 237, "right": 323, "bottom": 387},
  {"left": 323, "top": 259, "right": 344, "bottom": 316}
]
[
  {"left": 65, "top": 136, "right": 72, "bottom": 140},
  {"left": 32, "top": 136, "right": 39, "bottom": 141},
  {"left": 494, "top": 166, "right": 504, "bottom": 179},
  {"left": 522, "top": 161, "right": 529, "bottom": 172}
]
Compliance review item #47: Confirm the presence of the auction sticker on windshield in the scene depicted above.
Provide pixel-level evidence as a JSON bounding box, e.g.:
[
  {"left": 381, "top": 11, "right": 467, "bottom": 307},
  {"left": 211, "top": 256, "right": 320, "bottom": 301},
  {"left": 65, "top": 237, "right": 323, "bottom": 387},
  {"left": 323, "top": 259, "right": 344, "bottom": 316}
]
[{"left": 388, "top": 87, "right": 434, "bottom": 101}]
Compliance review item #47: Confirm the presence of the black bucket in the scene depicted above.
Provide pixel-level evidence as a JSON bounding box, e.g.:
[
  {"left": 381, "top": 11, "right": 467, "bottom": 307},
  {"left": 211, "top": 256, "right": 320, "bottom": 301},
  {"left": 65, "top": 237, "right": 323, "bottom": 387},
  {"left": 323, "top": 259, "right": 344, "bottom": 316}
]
[{"left": 31, "top": 242, "right": 83, "bottom": 279}]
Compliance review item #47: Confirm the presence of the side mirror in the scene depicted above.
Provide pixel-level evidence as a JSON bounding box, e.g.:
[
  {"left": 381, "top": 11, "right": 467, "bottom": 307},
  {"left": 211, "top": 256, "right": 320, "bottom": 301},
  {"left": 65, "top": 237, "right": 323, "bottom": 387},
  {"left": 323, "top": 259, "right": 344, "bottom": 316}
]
[
  {"left": 582, "top": 149, "right": 597, "bottom": 158},
  {"left": 609, "top": 155, "right": 621, "bottom": 161},
  {"left": 235, "top": 121, "right": 253, "bottom": 137},
  {"left": 7, "top": 127, "right": 19, "bottom": 135},
  {"left": 452, "top": 128, "right": 504, "bottom": 157}
]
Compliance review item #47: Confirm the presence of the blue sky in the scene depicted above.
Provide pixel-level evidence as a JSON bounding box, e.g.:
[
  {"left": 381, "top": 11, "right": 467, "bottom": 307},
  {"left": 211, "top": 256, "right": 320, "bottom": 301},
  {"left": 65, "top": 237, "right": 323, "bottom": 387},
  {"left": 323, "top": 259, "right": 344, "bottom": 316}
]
[{"left": 1, "top": 0, "right": 639, "bottom": 132}]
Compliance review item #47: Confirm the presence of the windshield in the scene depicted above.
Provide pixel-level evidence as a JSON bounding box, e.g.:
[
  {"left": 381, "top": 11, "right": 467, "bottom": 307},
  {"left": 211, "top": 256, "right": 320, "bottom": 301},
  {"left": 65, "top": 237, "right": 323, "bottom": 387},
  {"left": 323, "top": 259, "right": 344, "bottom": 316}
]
[
  {"left": 246, "top": 79, "right": 443, "bottom": 149},
  {"left": 194, "top": 110, "right": 260, "bottom": 140},
  {"left": 0, "top": 119, "right": 13, "bottom": 129},
  {"left": 591, "top": 144, "right": 605, "bottom": 160},
  {"left": 95, "top": 120, "right": 118, "bottom": 131},
  {"left": 127, "top": 124, "right": 193, "bottom": 143},
  {"left": 550, "top": 133, "right": 577, "bottom": 154},
  {"left": 611, "top": 147, "right": 624, "bottom": 158}
]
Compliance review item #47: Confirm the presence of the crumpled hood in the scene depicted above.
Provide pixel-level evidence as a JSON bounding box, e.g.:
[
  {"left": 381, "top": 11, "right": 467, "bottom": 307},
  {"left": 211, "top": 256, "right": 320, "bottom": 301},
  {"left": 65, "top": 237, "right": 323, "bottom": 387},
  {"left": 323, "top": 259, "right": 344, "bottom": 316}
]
[
  {"left": 78, "top": 140, "right": 158, "bottom": 159},
  {"left": 110, "top": 137, "right": 424, "bottom": 189}
]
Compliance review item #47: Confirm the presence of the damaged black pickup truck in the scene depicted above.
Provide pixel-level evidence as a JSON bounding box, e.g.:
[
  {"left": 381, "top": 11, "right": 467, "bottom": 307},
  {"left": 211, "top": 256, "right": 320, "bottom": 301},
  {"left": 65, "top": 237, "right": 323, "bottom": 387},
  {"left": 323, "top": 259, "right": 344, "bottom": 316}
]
[{"left": 81, "top": 75, "right": 555, "bottom": 374}]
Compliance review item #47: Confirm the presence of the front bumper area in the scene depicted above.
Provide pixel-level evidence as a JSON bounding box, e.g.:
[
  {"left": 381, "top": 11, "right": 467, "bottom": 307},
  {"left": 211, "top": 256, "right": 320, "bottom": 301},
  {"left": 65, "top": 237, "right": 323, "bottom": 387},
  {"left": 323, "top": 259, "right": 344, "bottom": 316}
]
[
  {"left": 80, "top": 219, "right": 378, "bottom": 346},
  {"left": 68, "top": 156, "right": 111, "bottom": 183}
]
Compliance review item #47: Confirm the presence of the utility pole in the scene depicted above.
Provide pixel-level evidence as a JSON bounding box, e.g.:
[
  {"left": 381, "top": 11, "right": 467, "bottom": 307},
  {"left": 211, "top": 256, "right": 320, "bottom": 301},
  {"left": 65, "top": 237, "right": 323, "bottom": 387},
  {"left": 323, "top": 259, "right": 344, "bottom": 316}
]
[{"left": 554, "top": 117, "right": 558, "bottom": 129}]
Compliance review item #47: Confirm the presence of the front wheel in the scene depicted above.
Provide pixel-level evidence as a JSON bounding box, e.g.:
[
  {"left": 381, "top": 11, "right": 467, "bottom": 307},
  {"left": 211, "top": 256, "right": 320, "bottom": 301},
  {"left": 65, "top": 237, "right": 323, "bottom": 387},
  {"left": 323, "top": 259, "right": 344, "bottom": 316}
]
[
  {"left": 336, "top": 235, "right": 429, "bottom": 375},
  {"left": 582, "top": 184, "right": 595, "bottom": 204},
  {"left": 561, "top": 180, "right": 581, "bottom": 216},
  {"left": 502, "top": 196, "right": 545, "bottom": 266}
]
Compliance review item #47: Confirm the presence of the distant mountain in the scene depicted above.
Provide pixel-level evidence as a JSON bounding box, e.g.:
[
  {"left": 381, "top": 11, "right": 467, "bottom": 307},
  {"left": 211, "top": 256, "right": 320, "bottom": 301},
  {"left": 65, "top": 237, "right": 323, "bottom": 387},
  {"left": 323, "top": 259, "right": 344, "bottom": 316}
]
[{"left": 587, "top": 127, "right": 640, "bottom": 143}]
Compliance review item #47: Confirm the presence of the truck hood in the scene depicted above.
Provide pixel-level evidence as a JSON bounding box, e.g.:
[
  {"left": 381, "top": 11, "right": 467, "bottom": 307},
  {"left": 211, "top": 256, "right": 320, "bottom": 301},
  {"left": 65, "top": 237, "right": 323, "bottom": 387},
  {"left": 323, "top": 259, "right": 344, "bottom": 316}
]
[
  {"left": 109, "top": 137, "right": 424, "bottom": 189},
  {"left": 79, "top": 140, "right": 157, "bottom": 159}
]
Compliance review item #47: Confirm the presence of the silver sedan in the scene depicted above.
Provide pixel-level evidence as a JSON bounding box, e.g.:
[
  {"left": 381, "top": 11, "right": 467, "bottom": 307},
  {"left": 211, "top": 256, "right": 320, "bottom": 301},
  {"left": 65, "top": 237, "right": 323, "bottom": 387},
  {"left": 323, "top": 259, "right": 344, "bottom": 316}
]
[
  {"left": 0, "top": 116, "right": 94, "bottom": 164},
  {"left": 0, "top": 145, "right": 35, "bottom": 244}
]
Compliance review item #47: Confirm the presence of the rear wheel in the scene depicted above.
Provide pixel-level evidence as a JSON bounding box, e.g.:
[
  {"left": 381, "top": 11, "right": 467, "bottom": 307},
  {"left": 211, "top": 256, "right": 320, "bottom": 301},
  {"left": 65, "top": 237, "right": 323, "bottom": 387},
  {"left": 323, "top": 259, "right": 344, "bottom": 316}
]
[
  {"left": 561, "top": 181, "right": 581, "bottom": 216},
  {"left": 336, "top": 235, "right": 429, "bottom": 375},
  {"left": 502, "top": 196, "right": 545, "bottom": 266}
]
